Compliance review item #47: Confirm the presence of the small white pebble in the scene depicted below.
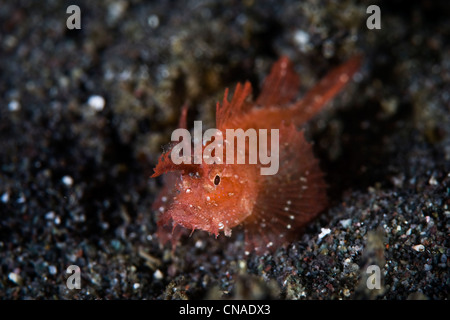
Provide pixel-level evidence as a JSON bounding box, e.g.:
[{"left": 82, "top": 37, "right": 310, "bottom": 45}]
[
  {"left": 108, "top": 1, "right": 127, "bottom": 22},
  {"left": 412, "top": 244, "right": 425, "bottom": 252},
  {"left": 153, "top": 269, "right": 163, "bottom": 280},
  {"left": 343, "top": 288, "right": 351, "bottom": 297},
  {"left": 339, "top": 219, "right": 352, "bottom": 228},
  {"left": 45, "top": 211, "right": 55, "bottom": 220},
  {"left": 8, "top": 100, "right": 20, "bottom": 112},
  {"left": 54, "top": 216, "right": 61, "bottom": 225},
  {"left": 133, "top": 283, "right": 140, "bottom": 289},
  {"left": 318, "top": 228, "right": 331, "bottom": 239},
  {"left": 195, "top": 240, "right": 203, "bottom": 248},
  {"left": 293, "top": 30, "right": 310, "bottom": 52},
  {"left": 343, "top": 258, "right": 352, "bottom": 266},
  {"left": 16, "top": 195, "right": 26, "bottom": 204},
  {"left": 294, "top": 30, "right": 309, "bottom": 44},
  {"left": 147, "top": 14, "right": 159, "bottom": 28},
  {"left": 8, "top": 272, "right": 22, "bottom": 285},
  {"left": 428, "top": 176, "right": 438, "bottom": 185},
  {"left": 48, "top": 265, "right": 57, "bottom": 275},
  {"left": 1, "top": 192, "right": 9, "bottom": 203},
  {"left": 87, "top": 95, "right": 105, "bottom": 111},
  {"left": 62, "top": 175, "right": 73, "bottom": 186}
]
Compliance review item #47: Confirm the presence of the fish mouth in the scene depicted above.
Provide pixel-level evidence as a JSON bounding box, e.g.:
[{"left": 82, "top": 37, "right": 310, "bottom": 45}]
[{"left": 168, "top": 206, "right": 219, "bottom": 236}]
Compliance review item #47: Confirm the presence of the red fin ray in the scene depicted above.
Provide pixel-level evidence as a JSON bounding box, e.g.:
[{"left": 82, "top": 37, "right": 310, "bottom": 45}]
[
  {"left": 222, "top": 55, "right": 362, "bottom": 131},
  {"left": 156, "top": 219, "right": 188, "bottom": 252},
  {"left": 216, "top": 81, "right": 253, "bottom": 130},
  {"left": 151, "top": 151, "right": 200, "bottom": 178},
  {"left": 216, "top": 56, "right": 300, "bottom": 130},
  {"left": 255, "top": 56, "right": 300, "bottom": 107},
  {"left": 290, "top": 54, "right": 362, "bottom": 125},
  {"left": 243, "top": 124, "right": 328, "bottom": 254},
  {"left": 178, "top": 103, "right": 189, "bottom": 129}
]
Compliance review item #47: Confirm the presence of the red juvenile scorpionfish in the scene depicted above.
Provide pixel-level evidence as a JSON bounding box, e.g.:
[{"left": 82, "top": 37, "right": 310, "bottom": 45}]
[{"left": 152, "top": 55, "right": 362, "bottom": 254}]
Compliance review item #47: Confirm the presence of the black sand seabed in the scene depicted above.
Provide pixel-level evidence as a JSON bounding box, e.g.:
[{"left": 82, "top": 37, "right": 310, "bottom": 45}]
[{"left": 0, "top": 0, "right": 448, "bottom": 299}]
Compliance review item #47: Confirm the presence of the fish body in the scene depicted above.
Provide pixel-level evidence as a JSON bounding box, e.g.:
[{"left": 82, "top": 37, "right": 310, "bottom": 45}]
[{"left": 152, "top": 55, "right": 362, "bottom": 254}]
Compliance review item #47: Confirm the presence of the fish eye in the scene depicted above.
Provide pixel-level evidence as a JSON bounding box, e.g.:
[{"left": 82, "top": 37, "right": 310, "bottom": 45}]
[{"left": 214, "top": 175, "right": 221, "bottom": 186}]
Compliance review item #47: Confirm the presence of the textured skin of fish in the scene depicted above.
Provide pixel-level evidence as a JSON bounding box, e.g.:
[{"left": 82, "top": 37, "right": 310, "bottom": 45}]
[{"left": 152, "top": 55, "right": 362, "bottom": 254}]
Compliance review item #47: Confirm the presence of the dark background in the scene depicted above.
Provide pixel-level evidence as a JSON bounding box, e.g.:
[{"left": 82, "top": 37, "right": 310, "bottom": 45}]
[{"left": 0, "top": 0, "right": 448, "bottom": 299}]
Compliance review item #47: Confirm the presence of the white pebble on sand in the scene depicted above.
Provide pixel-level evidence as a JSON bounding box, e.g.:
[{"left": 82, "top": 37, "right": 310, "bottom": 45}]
[
  {"left": 62, "top": 175, "right": 74, "bottom": 186},
  {"left": 153, "top": 269, "right": 163, "bottom": 280},
  {"left": 318, "top": 228, "right": 331, "bottom": 239},
  {"left": 8, "top": 100, "right": 20, "bottom": 112},
  {"left": 87, "top": 95, "right": 105, "bottom": 111}
]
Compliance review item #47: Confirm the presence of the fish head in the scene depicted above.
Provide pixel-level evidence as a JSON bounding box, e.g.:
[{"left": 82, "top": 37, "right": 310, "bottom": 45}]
[{"left": 153, "top": 158, "right": 257, "bottom": 237}]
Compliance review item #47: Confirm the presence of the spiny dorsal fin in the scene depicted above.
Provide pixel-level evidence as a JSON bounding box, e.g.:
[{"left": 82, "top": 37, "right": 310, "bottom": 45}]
[
  {"left": 256, "top": 56, "right": 300, "bottom": 107},
  {"left": 216, "top": 81, "right": 253, "bottom": 130}
]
